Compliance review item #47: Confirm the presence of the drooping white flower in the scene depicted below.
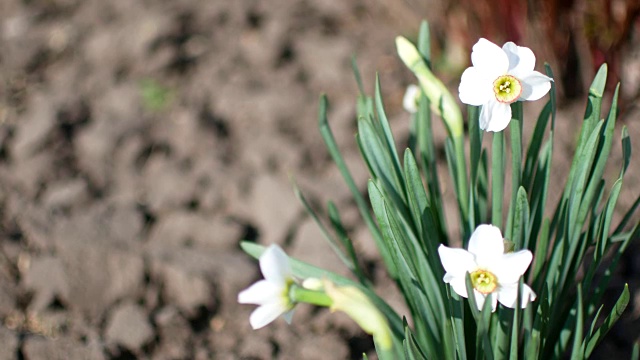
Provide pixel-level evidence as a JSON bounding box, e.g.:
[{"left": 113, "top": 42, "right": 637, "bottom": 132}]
[
  {"left": 403, "top": 84, "right": 421, "bottom": 113},
  {"left": 458, "top": 38, "right": 552, "bottom": 132},
  {"left": 438, "top": 224, "right": 536, "bottom": 311},
  {"left": 238, "top": 244, "right": 295, "bottom": 329}
]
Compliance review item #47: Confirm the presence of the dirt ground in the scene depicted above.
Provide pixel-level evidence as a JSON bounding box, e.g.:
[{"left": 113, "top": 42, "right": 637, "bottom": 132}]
[{"left": 0, "top": 0, "right": 639, "bottom": 359}]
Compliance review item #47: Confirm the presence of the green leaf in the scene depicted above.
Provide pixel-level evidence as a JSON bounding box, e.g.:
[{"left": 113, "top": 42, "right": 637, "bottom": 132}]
[
  {"left": 479, "top": 298, "right": 496, "bottom": 360},
  {"left": 469, "top": 105, "right": 483, "bottom": 187},
  {"left": 509, "top": 279, "right": 524, "bottom": 360},
  {"left": 445, "top": 135, "right": 470, "bottom": 238},
  {"left": 526, "top": 285, "right": 549, "bottom": 359},
  {"left": 523, "top": 101, "right": 552, "bottom": 191},
  {"left": 567, "top": 120, "right": 605, "bottom": 241},
  {"left": 585, "top": 181, "right": 632, "bottom": 311},
  {"left": 318, "top": 95, "right": 390, "bottom": 277},
  {"left": 587, "top": 306, "right": 603, "bottom": 340},
  {"left": 403, "top": 150, "right": 448, "bottom": 285},
  {"left": 403, "top": 149, "right": 430, "bottom": 248},
  {"left": 594, "top": 179, "right": 622, "bottom": 263},
  {"left": 562, "top": 64, "right": 606, "bottom": 216},
  {"left": 417, "top": 21, "right": 431, "bottom": 69},
  {"left": 464, "top": 275, "right": 495, "bottom": 360},
  {"left": 570, "top": 284, "right": 584, "bottom": 360},
  {"left": 369, "top": 181, "right": 444, "bottom": 357},
  {"left": 620, "top": 125, "right": 631, "bottom": 176},
  {"left": 613, "top": 126, "right": 637, "bottom": 235},
  {"left": 494, "top": 309, "right": 511, "bottom": 360},
  {"left": 506, "top": 102, "right": 523, "bottom": 240},
  {"left": 551, "top": 121, "right": 605, "bottom": 295},
  {"left": 374, "top": 76, "right": 405, "bottom": 194},
  {"left": 583, "top": 64, "right": 607, "bottom": 131},
  {"left": 589, "top": 63, "right": 608, "bottom": 97},
  {"left": 447, "top": 288, "right": 468, "bottom": 360},
  {"left": 544, "top": 64, "right": 558, "bottom": 131},
  {"left": 584, "top": 284, "right": 630, "bottom": 357},
  {"left": 512, "top": 186, "right": 530, "bottom": 250},
  {"left": 492, "top": 132, "right": 506, "bottom": 228},
  {"left": 403, "top": 322, "right": 429, "bottom": 360},
  {"left": 531, "top": 218, "right": 550, "bottom": 287},
  {"left": 416, "top": 92, "right": 448, "bottom": 241},
  {"left": 476, "top": 151, "right": 490, "bottom": 227},
  {"left": 452, "top": 135, "right": 470, "bottom": 238},
  {"left": 327, "top": 201, "right": 368, "bottom": 284},
  {"left": 575, "top": 84, "right": 618, "bottom": 241},
  {"left": 528, "top": 139, "right": 552, "bottom": 252},
  {"left": 614, "top": 193, "right": 640, "bottom": 236},
  {"left": 522, "top": 300, "right": 535, "bottom": 359},
  {"left": 358, "top": 118, "right": 408, "bottom": 213},
  {"left": 292, "top": 183, "right": 354, "bottom": 271},
  {"left": 351, "top": 57, "right": 366, "bottom": 96}
]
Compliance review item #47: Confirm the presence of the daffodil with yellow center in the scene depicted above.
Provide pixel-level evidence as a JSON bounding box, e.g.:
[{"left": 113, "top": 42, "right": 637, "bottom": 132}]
[
  {"left": 438, "top": 224, "right": 537, "bottom": 311},
  {"left": 458, "top": 38, "right": 552, "bottom": 132}
]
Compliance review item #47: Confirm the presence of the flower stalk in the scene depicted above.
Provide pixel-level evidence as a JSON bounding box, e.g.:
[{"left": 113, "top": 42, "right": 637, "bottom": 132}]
[
  {"left": 288, "top": 285, "right": 333, "bottom": 307},
  {"left": 396, "top": 36, "right": 463, "bottom": 138},
  {"left": 397, "top": 36, "right": 469, "bottom": 236}
]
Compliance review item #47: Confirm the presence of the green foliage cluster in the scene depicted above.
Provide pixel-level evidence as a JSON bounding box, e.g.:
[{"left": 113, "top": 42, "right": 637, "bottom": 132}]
[{"left": 242, "top": 21, "right": 639, "bottom": 359}]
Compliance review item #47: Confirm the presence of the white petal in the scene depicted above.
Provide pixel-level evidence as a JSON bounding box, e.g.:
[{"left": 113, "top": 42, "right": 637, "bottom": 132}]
[
  {"left": 438, "top": 245, "right": 476, "bottom": 277},
  {"left": 249, "top": 302, "right": 288, "bottom": 330},
  {"left": 491, "top": 293, "right": 498, "bottom": 312},
  {"left": 467, "top": 224, "right": 505, "bottom": 268},
  {"left": 446, "top": 275, "right": 469, "bottom": 299},
  {"left": 497, "top": 283, "right": 537, "bottom": 309},
  {"left": 458, "top": 67, "right": 493, "bottom": 106},
  {"left": 471, "top": 38, "right": 509, "bottom": 77},
  {"left": 479, "top": 100, "right": 512, "bottom": 132},
  {"left": 502, "top": 42, "right": 536, "bottom": 79},
  {"left": 403, "top": 84, "right": 420, "bottom": 113},
  {"left": 490, "top": 250, "right": 533, "bottom": 284},
  {"left": 473, "top": 290, "right": 486, "bottom": 311},
  {"left": 473, "top": 291, "right": 498, "bottom": 312},
  {"left": 519, "top": 71, "right": 552, "bottom": 101},
  {"left": 260, "top": 244, "right": 292, "bottom": 286},
  {"left": 238, "top": 280, "right": 281, "bottom": 305},
  {"left": 526, "top": 284, "right": 537, "bottom": 302}
]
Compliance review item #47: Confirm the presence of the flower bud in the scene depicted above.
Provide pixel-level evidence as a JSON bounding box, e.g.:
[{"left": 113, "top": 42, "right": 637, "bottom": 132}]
[{"left": 396, "top": 36, "right": 463, "bottom": 137}]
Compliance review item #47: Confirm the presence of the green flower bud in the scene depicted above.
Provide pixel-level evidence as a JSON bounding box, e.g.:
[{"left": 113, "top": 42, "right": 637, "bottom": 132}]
[{"left": 396, "top": 36, "right": 463, "bottom": 137}]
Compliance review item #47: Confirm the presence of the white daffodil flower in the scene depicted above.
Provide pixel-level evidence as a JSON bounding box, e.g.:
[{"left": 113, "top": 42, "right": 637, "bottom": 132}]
[
  {"left": 438, "top": 224, "right": 536, "bottom": 311},
  {"left": 458, "top": 38, "right": 552, "bottom": 132},
  {"left": 238, "top": 244, "right": 295, "bottom": 329},
  {"left": 403, "top": 84, "right": 421, "bottom": 113}
]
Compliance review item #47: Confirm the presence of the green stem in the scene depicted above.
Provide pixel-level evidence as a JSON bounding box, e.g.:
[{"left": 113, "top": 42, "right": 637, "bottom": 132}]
[
  {"left": 290, "top": 285, "right": 333, "bottom": 307},
  {"left": 506, "top": 102, "right": 523, "bottom": 240},
  {"left": 492, "top": 132, "right": 505, "bottom": 228},
  {"left": 454, "top": 135, "right": 470, "bottom": 237}
]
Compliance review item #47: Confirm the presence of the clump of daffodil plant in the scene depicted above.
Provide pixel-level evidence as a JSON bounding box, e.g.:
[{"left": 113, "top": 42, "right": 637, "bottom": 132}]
[{"left": 239, "top": 21, "right": 638, "bottom": 359}]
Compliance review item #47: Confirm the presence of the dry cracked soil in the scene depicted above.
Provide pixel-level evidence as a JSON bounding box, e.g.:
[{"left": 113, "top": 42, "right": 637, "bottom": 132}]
[{"left": 1, "top": 0, "right": 640, "bottom": 359}]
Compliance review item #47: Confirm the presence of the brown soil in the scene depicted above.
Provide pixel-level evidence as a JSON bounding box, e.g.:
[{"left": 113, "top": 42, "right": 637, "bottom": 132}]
[{"left": 0, "top": 0, "right": 639, "bottom": 359}]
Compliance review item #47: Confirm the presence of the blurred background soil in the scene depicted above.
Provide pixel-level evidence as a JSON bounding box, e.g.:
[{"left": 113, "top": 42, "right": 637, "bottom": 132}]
[{"left": 0, "top": 0, "right": 639, "bottom": 359}]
